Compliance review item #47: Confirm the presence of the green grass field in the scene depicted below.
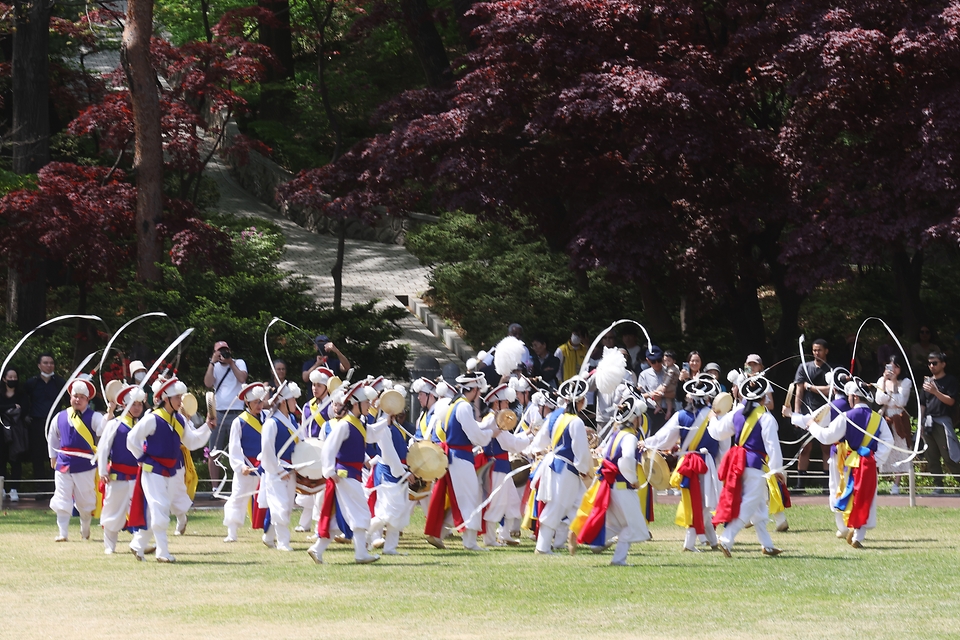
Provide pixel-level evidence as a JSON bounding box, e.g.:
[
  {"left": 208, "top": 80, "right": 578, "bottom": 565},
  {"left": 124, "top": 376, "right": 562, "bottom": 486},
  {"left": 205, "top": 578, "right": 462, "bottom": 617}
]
[{"left": 1, "top": 503, "right": 958, "bottom": 639}]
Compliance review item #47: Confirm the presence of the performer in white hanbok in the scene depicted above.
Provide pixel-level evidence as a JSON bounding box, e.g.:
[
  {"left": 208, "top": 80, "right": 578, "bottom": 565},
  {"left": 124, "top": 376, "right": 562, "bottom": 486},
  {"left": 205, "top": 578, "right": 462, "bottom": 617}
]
[
  {"left": 708, "top": 375, "right": 784, "bottom": 557},
  {"left": 48, "top": 377, "right": 105, "bottom": 542},
  {"left": 260, "top": 383, "right": 303, "bottom": 551},
  {"left": 223, "top": 382, "right": 269, "bottom": 544},
  {"left": 126, "top": 377, "right": 211, "bottom": 562},
  {"left": 529, "top": 376, "right": 592, "bottom": 555},
  {"left": 307, "top": 381, "right": 380, "bottom": 564},
  {"left": 479, "top": 383, "right": 533, "bottom": 547},
  {"left": 295, "top": 367, "right": 335, "bottom": 533},
  {"left": 97, "top": 384, "right": 147, "bottom": 554}
]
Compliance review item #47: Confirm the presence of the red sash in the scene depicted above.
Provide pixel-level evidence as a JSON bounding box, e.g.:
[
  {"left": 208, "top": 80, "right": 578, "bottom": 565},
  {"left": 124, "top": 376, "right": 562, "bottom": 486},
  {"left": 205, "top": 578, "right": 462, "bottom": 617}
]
[
  {"left": 577, "top": 459, "right": 619, "bottom": 544},
  {"left": 424, "top": 445, "right": 465, "bottom": 537},
  {"left": 317, "top": 462, "right": 363, "bottom": 538},
  {"left": 366, "top": 471, "right": 377, "bottom": 516},
  {"left": 712, "top": 446, "right": 746, "bottom": 525},
  {"left": 125, "top": 465, "right": 148, "bottom": 531},
  {"left": 676, "top": 453, "right": 708, "bottom": 534},
  {"left": 847, "top": 452, "right": 877, "bottom": 529}
]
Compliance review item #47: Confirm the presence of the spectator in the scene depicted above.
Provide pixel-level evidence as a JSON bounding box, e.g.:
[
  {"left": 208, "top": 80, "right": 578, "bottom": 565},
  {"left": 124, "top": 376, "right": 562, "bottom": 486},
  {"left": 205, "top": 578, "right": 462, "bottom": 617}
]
[
  {"left": 127, "top": 360, "right": 153, "bottom": 407},
  {"left": 659, "top": 349, "right": 681, "bottom": 419},
  {"left": 555, "top": 326, "right": 588, "bottom": 383},
  {"left": 910, "top": 326, "right": 939, "bottom": 375},
  {"left": 703, "top": 361, "right": 725, "bottom": 391},
  {"left": 1, "top": 367, "right": 26, "bottom": 502},
  {"left": 875, "top": 355, "right": 912, "bottom": 495},
  {"left": 637, "top": 345, "right": 667, "bottom": 432},
  {"left": 792, "top": 338, "right": 833, "bottom": 491},
  {"left": 302, "top": 334, "right": 351, "bottom": 383},
  {"left": 731, "top": 354, "right": 774, "bottom": 410},
  {"left": 678, "top": 351, "right": 702, "bottom": 383},
  {"left": 921, "top": 351, "right": 960, "bottom": 494},
  {"left": 21, "top": 353, "right": 66, "bottom": 497},
  {"left": 620, "top": 327, "right": 643, "bottom": 372},
  {"left": 529, "top": 335, "right": 560, "bottom": 387},
  {"left": 203, "top": 340, "right": 249, "bottom": 483}
]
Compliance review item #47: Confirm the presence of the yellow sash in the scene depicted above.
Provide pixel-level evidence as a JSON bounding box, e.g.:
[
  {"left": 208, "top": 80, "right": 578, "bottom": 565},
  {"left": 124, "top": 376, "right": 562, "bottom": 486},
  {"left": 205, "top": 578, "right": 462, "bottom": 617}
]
[
  {"left": 684, "top": 411, "right": 710, "bottom": 452},
  {"left": 551, "top": 414, "right": 576, "bottom": 450},
  {"left": 344, "top": 413, "right": 367, "bottom": 442},
  {"left": 307, "top": 397, "right": 327, "bottom": 431},
  {"left": 154, "top": 407, "right": 185, "bottom": 439},
  {"left": 238, "top": 410, "right": 263, "bottom": 434},
  {"left": 843, "top": 411, "right": 882, "bottom": 469},
  {"left": 738, "top": 406, "right": 766, "bottom": 447},
  {"left": 69, "top": 410, "right": 97, "bottom": 454},
  {"left": 439, "top": 398, "right": 467, "bottom": 444}
]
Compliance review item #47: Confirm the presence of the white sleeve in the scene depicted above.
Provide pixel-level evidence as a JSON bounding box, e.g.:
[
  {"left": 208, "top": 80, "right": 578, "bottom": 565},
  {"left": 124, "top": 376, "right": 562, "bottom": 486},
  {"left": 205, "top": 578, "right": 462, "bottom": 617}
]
[
  {"left": 760, "top": 413, "right": 782, "bottom": 472},
  {"left": 529, "top": 419, "right": 552, "bottom": 454},
  {"left": 570, "top": 417, "right": 592, "bottom": 474},
  {"left": 808, "top": 411, "right": 847, "bottom": 446},
  {"left": 227, "top": 417, "right": 246, "bottom": 473},
  {"left": 874, "top": 418, "right": 894, "bottom": 466},
  {"left": 893, "top": 378, "right": 912, "bottom": 409},
  {"left": 92, "top": 412, "right": 105, "bottom": 436},
  {"left": 261, "top": 419, "right": 282, "bottom": 475},
  {"left": 47, "top": 416, "right": 58, "bottom": 459},
  {"left": 495, "top": 428, "right": 532, "bottom": 453},
  {"left": 126, "top": 414, "right": 158, "bottom": 460},
  {"left": 182, "top": 420, "right": 212, "bottom": 451},
  {"left": 644, "top": 412, "right": 681, "bottom": 451},
  {"left": 365, "top": 414, "right": 391, "bottom": 442},
  {"left": 619, "top": 433, "right": 639, "bottom": 485},
  {"left": 97, "top": 419, "right": 120, "bottom": 476},
  {"left": 321, "top": 419, "right": 349, "bottom": 478},
  {"left": 458, "top": 401, "right": 492, "bottom": 447},
  {"left": 708, "top": 410, "right": 736, "bottom": 441}
]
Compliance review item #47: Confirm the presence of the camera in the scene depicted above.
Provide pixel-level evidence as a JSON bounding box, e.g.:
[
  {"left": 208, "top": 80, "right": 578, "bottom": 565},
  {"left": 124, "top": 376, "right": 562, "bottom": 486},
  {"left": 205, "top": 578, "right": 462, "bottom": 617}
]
[
  {"left": 219, "top": 348, "right": 232, "bottom": 360},
  {"left": 885, "top": 364, "right": 894, "bottom": 373}
]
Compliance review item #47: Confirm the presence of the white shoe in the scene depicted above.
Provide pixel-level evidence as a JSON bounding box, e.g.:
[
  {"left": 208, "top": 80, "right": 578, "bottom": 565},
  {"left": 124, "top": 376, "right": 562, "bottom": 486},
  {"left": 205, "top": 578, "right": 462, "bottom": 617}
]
[
  {"left": 610, "top": 559, "right": 629, "bottom": 566},
  {"left": 890, "top": 484, "right": 900, "bottom": 495},
  {"left": 80, "top": 521, "right": 91, "bottom": 540},
  {"left": 371, "top": 537, "right": 385, "bottom": 549},
  {"left": 307, "top": 545, "right": 323, "bottom": 564},
  {"left": 54, "top": 536, "right": 67, "bottom": 542},
  {"left": 176, "top": 516, "right": 188, "bottom": 536},
  {"left": 262, "top": 534, "right": 277, "bottom": 549},
  {"left": 9, "top": 489, "right": 19, "bottom": 502},
  {"left": 355, "top": 554, "right": 380, "bottom": 564},
  {"left": 104, "top": 548, "right": 114, "bottom": 555},
  {"left": 130, "top": 547, "right": 145, "bottom": 562},
  {"left": 294, "top": 525, "right": 307, "bottom": 533},
  {"left": 382, "top": 549, "right": 405, "bottom": 556},
  {"left": 223, "top": 536, "right": 238, "bottom": 543},
  {"left": 156, "top": 554, "right": 176, "bottom": 563}
]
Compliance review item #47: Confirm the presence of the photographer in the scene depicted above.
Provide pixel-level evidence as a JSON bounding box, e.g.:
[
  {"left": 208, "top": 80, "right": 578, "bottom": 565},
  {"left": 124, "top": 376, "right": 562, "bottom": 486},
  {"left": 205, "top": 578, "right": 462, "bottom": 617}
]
[
  {"left": 301, "top": 334, "right": 350, "bottom": 383},
  {"left": 203, "top": 340, "right": 249, "bottom": 483}
]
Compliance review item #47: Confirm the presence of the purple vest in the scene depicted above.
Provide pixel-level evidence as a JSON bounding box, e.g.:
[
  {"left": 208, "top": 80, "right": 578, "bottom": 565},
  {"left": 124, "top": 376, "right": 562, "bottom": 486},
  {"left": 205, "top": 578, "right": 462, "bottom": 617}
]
[
  {"left": 844, "top": 405, "right": 880, "bottom": 453},
  {"left": 142, "top": 411, "right": 185, "bottom": 476},
  {"left": 303, "top": 398, "right": 330, "bottom": 438},
  {"left": 55, "top": 408, "right": 97, "bottom": 473},
  {"left": 336, "top": 415, "right": 366, "bottom": 480},
  {"left": 732, "top": 403, "right": 768, "bottom": 470},
  {"left": 109, "top": 419, "right": 141, "bottom": 480}
]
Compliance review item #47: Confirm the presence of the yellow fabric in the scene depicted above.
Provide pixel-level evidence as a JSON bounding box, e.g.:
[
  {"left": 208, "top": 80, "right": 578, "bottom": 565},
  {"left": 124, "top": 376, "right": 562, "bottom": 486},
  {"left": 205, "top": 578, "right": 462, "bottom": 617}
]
[
  {"left": 438, "top": 398, "right": 467, "bottom": 444},
  {"left": 551, "top": 414, "right": 576, "bottom": 450},
  {"left": 738, "top": 406, "right": 766, "bottom": 447},
  {"left": 521, "top": 488, "right": 537, "bottom": 531},
  {"left": 344, "top": 413, "right": 367, "bottom": 442},
  {"left": 570, "top": 479, "right": 601, "bottom": 536},
  {"left": 843, "top": 412, "right": 882, "bottom": 470},
  {"left": 154, "top": 407, "right": 185, "bottom": 439},
  {"left": 672, "top": 470, "right": 695, "bottom": 529},
  {"left": 558, "top": 342, "right": 587, "bottom": 382},
  {"left": 685, "top": 412, "right": 709, "bottom": 452},
  {"left": 182, "top": 445, "right": 198, "bottom": 500},
  {"left": 307, "top": 397, "right": 326, "bottom": 432},
  {"left": 767, "top": 473, "right": 785, "bottom": 515},
  {"left": 68, "top": 409, "right": 97, "bottom": 454},
  {"left": 238, "top": 410, "right": 263, "bottom": 434}
]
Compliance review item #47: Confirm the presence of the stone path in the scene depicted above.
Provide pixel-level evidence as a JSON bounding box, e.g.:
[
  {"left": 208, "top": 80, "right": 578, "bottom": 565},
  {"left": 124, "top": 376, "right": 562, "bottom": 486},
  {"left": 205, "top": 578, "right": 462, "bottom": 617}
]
[{"left": 205, "top": 155, "right": 464, "bottom": 374}]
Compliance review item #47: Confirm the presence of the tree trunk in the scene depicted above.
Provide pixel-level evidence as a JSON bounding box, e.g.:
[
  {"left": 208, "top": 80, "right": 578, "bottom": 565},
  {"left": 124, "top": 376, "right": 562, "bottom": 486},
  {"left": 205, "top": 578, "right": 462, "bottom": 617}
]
[
  {"left": 637, "top": 278, "right": 678, "bottom": 338},
  {"left": 122, "top": 0, "right": 165, "bottom": 284},
  {"left": 451, "top": 0, "right": 479, "bottom": 50},
  {"left": 891, "top": 247, "right": 925, "bottom": 342},
  {"left": 332, "top": 220, "right": 346, "bottom": 310},
  {"left": 259, "top": 0, "right": 294, "bottom": 79},
  {"left": 719, "top": 274, "right": 767, "bottom": 358},
  {"left": 400, "top": 0, "right": 451, "bottom": 87},
  {"left": 7, "top": 0, "right": 52, "bottom": 329}
]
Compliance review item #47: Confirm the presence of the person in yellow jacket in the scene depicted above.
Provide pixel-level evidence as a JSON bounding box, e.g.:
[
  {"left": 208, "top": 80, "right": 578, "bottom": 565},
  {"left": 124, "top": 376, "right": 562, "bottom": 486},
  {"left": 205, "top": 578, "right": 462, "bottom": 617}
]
[{"left": 554, "top": 327, "right": 588, "bottom": 383}]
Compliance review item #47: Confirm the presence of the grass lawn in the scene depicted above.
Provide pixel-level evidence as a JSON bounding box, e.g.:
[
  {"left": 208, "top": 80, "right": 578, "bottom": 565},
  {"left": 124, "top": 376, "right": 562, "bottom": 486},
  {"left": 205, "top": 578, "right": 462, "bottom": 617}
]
[{"left": 1, "top": 503, "right": 957, "bottom": 639}]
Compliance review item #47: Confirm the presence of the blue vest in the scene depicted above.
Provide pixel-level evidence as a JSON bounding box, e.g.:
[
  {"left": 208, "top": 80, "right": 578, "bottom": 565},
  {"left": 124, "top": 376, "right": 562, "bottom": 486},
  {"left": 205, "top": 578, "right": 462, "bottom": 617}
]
[
  {"left": 676, "top": 408, "right": 720, "bottom": 461},
  {"left": 444, "top": 398, "right": 475, "bottom": 462},
  {"left": 238, "top": 411, "right": 264, "bottom": 461},
  {"left": 272, "top": 414, "right": 299, "bottom": 464},
  {"left": 109, "top": 418, "right": 141, "bottom": 480},
  {"left": 483, "top": 436, "right": 511, "bottom": 473},
  {"left": 606, "top": 429, "right": 635, "bottom": 484},
  {"left": 335, "top": 415, "right": 366, "bottom": 480}
]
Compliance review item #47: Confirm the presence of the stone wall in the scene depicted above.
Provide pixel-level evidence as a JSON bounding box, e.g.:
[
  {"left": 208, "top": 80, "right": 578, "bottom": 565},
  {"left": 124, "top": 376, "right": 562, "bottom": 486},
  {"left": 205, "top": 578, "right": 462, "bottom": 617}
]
[{"left": 220, "top": 120, "right": 432, "bottom": 245}]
